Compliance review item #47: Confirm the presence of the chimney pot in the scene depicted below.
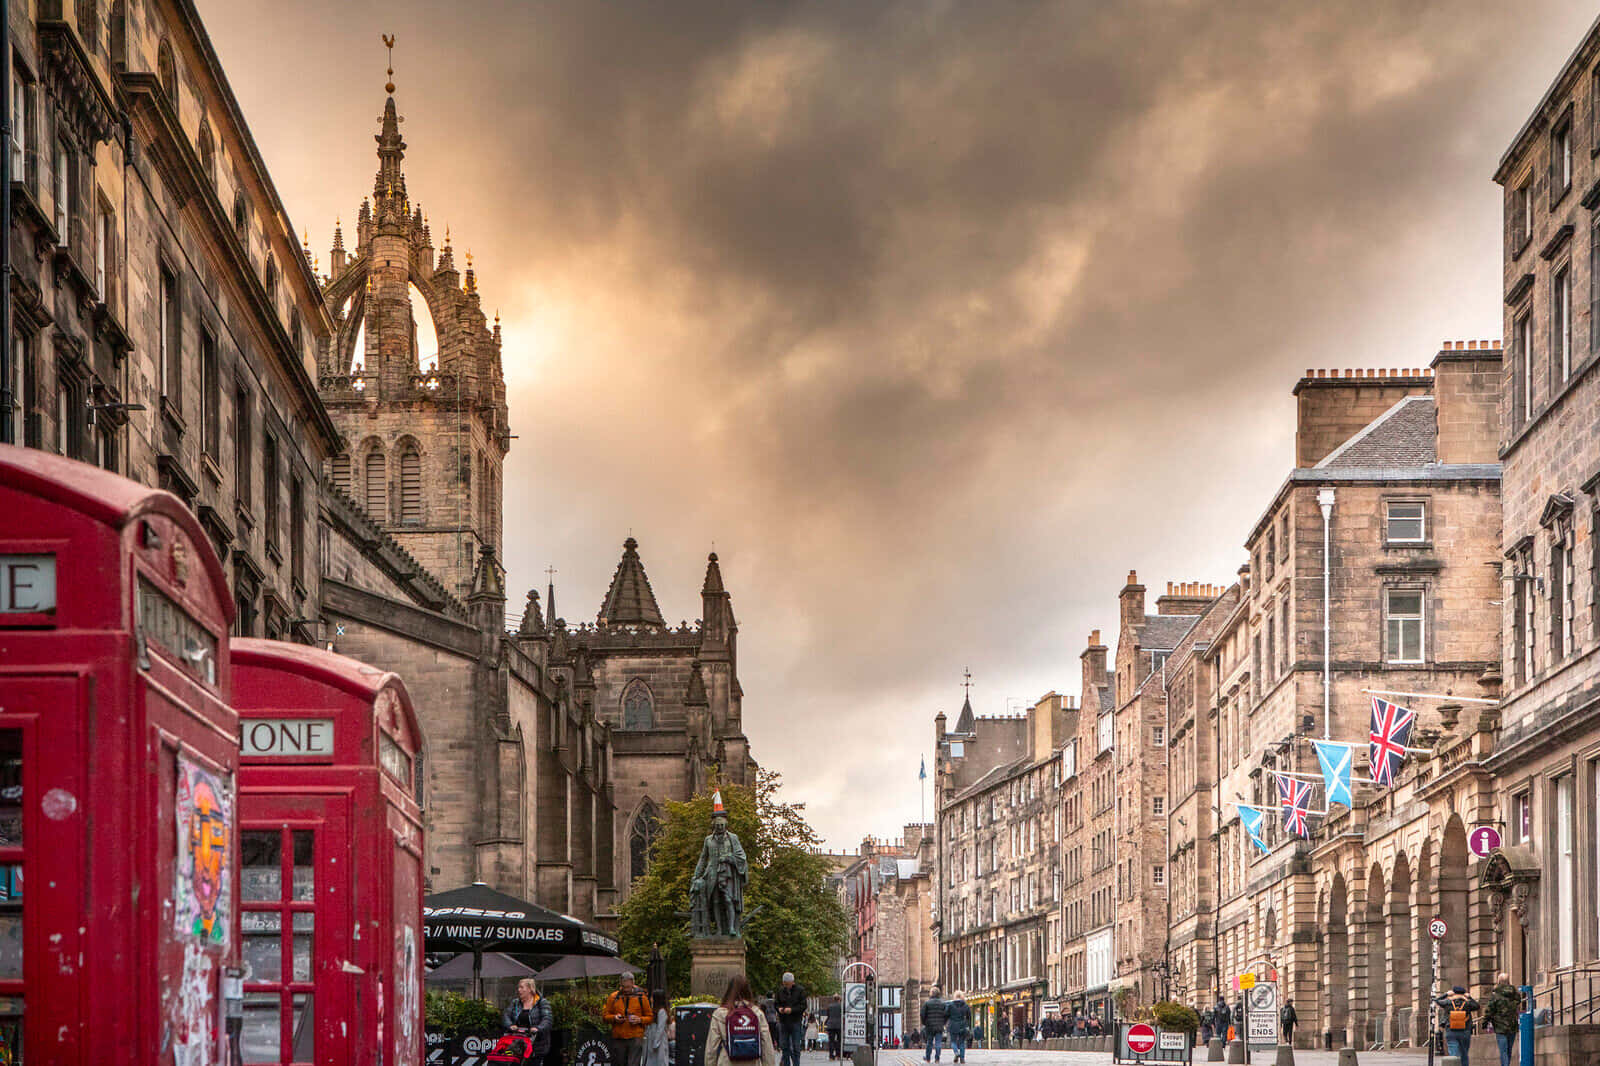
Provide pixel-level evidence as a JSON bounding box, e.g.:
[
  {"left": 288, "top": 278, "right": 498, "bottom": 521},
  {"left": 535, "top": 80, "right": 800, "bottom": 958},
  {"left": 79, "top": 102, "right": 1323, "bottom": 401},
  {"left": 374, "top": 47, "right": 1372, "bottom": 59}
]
[{"left": 1127, "top": 570, "right": 1138, "bottom": 585}]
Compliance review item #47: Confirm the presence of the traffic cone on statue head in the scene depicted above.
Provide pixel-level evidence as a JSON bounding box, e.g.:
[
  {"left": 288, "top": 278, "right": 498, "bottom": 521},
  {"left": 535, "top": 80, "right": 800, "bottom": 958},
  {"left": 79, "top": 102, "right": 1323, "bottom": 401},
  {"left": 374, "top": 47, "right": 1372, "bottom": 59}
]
[{"left": 713, "top": 789, "right": 725, "bottom": 814}]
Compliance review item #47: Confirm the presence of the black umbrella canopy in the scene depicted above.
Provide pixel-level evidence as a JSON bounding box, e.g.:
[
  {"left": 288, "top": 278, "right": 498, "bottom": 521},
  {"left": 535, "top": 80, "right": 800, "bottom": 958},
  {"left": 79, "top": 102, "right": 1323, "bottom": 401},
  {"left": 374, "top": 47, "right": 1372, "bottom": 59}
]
[{"left": 423, "top": 882, "right": 619, "bottom": 957}]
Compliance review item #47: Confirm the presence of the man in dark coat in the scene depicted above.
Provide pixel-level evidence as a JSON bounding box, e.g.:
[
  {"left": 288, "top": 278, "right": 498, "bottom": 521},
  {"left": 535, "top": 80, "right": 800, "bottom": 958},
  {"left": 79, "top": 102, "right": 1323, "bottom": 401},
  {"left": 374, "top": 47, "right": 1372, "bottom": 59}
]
[
  {"left": 824, "top": 999, "right": 843, "bottom": 1060},
  {"left": 775, "top": 972, "right": 808, "bottom": 1066},
  {"left": 920, "top": 988, "right": 950, "bottom": 1062}
]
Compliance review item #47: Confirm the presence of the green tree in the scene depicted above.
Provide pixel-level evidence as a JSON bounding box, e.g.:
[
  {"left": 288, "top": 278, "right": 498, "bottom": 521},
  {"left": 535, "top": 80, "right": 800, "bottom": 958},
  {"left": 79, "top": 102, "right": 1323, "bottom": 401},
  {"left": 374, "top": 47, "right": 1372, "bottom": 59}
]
[{"left": 617, "top": 771, "right": 848, "bottom": 997}]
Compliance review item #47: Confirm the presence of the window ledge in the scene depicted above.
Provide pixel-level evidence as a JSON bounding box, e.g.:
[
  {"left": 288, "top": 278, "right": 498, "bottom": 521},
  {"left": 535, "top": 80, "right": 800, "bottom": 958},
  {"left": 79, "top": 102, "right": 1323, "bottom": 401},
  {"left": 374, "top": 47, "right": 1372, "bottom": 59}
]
[
  {"left": 234, "top": 500, "right": 255, "bottom": 533},
  {"left": 200, "top": 452, "right": 222, "bottom": 485},
  {"left": 160, "top": 396, "right": 185, "bottom": 435},
  {"left": 264, "top": 539, "right": 283, "bottom": 567},
  {"left": 1553, "top": 184, "right": 1573, "bottom": 212},
  {"left": 1382, "top": 540, "right": 1433, "bottom": 550}
]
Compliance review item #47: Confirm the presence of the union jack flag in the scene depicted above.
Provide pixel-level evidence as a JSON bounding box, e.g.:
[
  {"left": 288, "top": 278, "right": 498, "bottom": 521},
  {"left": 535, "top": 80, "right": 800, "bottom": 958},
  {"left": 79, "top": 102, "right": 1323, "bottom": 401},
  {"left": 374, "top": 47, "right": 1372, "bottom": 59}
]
[
  {"left": 1277, "top": 774, "right": 1315, "bottom": 837},
  {"left": 1368, "top": 695, "right": 1416, "bottom": 786}
]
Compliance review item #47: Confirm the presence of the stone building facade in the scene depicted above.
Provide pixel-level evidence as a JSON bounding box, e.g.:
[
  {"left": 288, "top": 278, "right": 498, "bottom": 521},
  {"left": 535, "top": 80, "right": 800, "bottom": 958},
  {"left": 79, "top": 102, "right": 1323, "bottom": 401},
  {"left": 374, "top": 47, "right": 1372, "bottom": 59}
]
[
  {"left": 843, "top": 827, "right": 936, "bottom": 1045},
  {"left": 1177, "top": 354, "right": 1503, "bottom": 1048},
  {"left": 4, "top": 0, "right": 338, "bottom": 639},
  {"left": 1486, "top": 17, "right": 1600, "bottom": 1057},
  {"left": 935, "top": 692, "right": 1069, "bottom": 1039}
]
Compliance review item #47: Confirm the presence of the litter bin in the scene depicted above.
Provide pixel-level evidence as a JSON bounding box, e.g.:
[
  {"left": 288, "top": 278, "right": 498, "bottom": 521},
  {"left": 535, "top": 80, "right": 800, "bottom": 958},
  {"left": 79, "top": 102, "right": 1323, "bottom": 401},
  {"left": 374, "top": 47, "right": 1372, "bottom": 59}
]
[{"left": 676, "top": 1004, "right": 717, "bottom": 1066}]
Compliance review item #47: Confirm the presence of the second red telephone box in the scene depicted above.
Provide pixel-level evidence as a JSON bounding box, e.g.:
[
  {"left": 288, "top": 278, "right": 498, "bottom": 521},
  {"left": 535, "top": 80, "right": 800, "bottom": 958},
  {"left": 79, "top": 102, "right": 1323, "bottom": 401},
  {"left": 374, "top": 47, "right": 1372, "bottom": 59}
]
[{"left": 231, "top": 638, "right": 425, "bottom": 1066}]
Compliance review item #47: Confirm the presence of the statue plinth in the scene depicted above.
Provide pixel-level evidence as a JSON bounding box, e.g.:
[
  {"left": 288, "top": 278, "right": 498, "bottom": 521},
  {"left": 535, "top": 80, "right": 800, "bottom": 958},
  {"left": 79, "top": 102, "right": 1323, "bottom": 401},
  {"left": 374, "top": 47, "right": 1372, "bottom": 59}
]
[{"left": 690, "top": 936, "right": 747, "bottom": 999}]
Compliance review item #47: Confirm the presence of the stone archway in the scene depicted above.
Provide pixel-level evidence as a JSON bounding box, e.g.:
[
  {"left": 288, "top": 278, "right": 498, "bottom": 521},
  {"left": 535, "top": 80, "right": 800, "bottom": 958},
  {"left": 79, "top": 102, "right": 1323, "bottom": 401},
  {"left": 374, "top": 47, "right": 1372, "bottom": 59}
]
[
  {"left": 1412, "top": 841, "right": 1435, "bottom": 1045},
  {"left": 1438, "top": 816, "right": 1470, "bottom": 987},
  {"left": 1365, "top": 863, "right": 1387, "bottom": 1044},
  {"left": 1389, "top": 853, "right": 1414, "bottom": 1040},
  {"left": 1326, "top": 872, "right": 1350, "bottom": 1044}
]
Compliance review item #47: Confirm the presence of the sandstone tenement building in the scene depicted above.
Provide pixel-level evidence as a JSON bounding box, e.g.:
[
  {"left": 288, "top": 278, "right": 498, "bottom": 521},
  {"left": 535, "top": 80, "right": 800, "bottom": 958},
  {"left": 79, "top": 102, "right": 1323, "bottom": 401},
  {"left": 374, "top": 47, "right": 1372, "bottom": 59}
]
[{"left": 842, "top": 827, "right": 936, "bottom": 1044}]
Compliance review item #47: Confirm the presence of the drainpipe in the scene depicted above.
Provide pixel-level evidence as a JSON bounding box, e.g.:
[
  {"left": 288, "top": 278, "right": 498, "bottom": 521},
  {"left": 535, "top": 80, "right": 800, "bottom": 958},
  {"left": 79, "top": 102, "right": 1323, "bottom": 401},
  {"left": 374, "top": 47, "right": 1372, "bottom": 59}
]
[
  {"left": 1, "top": 15, "right": 13, "bottom": 445},
  {"left": 1318, "top": 489, "right": 1336, "bottom": 739}
]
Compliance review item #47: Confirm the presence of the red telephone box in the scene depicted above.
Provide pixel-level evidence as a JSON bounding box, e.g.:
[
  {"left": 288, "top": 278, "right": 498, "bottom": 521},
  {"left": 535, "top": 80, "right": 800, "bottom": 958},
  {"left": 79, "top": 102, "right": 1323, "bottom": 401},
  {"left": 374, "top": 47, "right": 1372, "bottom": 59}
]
[
  {"left": 0, "top": 444, "right": 240, "bottom": 1065},
  {"left": 231, "top": 638, "right": 425, "bottom": 1066}
]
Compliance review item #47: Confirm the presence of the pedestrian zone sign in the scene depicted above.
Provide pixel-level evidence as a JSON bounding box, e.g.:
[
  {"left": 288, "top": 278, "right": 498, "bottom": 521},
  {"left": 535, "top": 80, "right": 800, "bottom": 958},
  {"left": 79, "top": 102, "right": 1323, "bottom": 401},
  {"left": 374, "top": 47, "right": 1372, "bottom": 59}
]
[
  {"left": 1245, "top": 982, "right": 1278, "bottom": 1050},
  {"left": 842, "top": 983, "right": 868, "bottom": 1049}
]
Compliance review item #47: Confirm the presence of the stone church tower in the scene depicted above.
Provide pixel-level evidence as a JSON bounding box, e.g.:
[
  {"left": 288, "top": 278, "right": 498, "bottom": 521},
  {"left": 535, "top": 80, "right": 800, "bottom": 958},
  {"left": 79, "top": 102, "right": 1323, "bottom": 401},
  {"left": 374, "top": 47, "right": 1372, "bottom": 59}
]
[{"left": 316, "top": 84, "right": 510, "bottom": 602}]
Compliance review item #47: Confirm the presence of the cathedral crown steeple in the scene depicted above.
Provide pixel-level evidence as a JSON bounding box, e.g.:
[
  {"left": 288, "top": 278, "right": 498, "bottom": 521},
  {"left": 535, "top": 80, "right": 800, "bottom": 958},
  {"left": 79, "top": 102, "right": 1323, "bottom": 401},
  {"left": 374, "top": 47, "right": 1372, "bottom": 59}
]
[{"left": 599, "top": 538, "right": 666, "bottom": 629}]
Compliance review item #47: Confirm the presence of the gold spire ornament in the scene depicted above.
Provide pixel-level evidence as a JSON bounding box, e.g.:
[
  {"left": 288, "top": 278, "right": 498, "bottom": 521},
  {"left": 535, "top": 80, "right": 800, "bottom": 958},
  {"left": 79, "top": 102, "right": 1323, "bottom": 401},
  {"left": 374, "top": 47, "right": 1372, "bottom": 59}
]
[{"left": 383, "top": 34, "right": 396, "bottom": 94}]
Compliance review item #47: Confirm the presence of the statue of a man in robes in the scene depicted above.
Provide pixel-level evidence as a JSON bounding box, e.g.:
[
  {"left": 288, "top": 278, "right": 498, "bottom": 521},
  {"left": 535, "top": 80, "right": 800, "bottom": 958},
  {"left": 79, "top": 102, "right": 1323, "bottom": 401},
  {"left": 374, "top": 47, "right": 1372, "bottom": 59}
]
[{"left": 691, "top": 791, "right": 748, "bottom": 937}]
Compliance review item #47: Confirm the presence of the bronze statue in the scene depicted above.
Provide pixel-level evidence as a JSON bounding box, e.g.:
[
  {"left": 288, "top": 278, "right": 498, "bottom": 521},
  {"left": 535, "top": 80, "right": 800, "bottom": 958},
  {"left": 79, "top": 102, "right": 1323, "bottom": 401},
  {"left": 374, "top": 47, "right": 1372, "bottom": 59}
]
[{"left": 691, "top": 791, "right": 748, "bottom": 937}]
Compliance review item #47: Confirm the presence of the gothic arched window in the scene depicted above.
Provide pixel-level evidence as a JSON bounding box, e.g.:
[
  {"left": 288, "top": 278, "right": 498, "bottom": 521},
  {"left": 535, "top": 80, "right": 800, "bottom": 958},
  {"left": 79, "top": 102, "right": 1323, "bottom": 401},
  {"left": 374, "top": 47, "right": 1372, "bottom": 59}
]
[
  {"left": 630, "top": 800, "right": 661, "bottom": 883},
  {"left": 364, "top": 448, "right": 386, "bottom": 519},
  {"left": 264, "top": 254, "right": 277, "bottom": 303},
  {"left": 623, "top": 680, "right": 654, "bottom": 730},
  {"left": 157, "top": 40, "right": 176, "bottom": 107},
  {"left": 399, "top": 443, "right": 422, "bottom": 525}
]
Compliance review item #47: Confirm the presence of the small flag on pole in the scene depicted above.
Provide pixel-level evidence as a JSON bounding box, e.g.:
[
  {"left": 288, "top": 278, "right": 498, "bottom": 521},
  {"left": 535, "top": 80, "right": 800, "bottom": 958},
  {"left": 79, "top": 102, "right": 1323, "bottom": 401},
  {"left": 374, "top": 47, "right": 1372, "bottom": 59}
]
[
  {"left": 1237, "top": 804, "right": 1272, "bottom": 854},
  {"left": 919, "top": 756, "right": 926, "bottom": 781},
  {"left": 1313, "top": 740, "right": 1355, "bottom": 808},
  {"left": 1276, "top": 775, "right": 1315, "bottom": 837},
  {"left": 1368, "top": 695, "right": 1416, "bottom": 787}
]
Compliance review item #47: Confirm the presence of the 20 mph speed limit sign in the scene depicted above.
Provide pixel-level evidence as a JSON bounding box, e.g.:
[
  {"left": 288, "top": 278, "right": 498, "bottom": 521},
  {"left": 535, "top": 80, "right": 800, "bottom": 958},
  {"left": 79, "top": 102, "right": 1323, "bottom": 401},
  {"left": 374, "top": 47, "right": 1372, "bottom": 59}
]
[{"left": 1430, "top": 917, "right": 1448, "bottom": 941}]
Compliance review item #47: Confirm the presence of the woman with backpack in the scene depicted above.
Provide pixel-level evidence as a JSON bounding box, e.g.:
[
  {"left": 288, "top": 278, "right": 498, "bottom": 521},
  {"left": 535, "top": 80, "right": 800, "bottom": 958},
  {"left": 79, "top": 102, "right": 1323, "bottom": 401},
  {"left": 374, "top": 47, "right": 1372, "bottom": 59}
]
[{"left": 707, "top": 975, "right": 777, "bottom": 1066}]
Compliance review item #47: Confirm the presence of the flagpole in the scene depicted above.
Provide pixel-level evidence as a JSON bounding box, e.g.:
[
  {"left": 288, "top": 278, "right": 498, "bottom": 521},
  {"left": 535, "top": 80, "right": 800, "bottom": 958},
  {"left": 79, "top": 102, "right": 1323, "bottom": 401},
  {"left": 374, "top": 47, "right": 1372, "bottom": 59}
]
[{"left": 1362, "top": 688, "right": 1499, "bottom": 705}]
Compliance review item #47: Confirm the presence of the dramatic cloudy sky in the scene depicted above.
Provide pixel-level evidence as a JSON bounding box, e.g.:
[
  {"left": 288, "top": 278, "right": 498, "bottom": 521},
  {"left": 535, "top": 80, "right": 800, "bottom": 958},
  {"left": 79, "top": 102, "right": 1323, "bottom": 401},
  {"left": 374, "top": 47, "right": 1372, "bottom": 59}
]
[{"left": 202, "top": 0, "right": 1593, "bottom": 848}]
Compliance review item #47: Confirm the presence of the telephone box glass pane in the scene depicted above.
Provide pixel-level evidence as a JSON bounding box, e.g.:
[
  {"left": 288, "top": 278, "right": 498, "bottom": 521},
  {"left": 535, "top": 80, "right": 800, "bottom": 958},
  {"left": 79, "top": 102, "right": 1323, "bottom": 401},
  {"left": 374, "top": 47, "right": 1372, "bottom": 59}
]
[
  {"left": 0, "top": 865, "right": 20, "bottom": 980},
  {"left": 0, "top": 998, "right": 21, "bottom": 1066},
  {"left": 0, "top": 734, "right": 20, "bottom": 845},
  {"left": 242, "top": 992, "right": 281, "bottom": 1062},
  {"left": 291, "top": 830, "right": 314, "bottom": 901},
  {"left": 292, "top": 912, "right": 314, "bottom": 982},
  {"left": 244, "top": 911, "right": 283, "bottom": 982},
  {"left": 290, "top": 993, "right": 315, "bottom": 1064},
  {"left": 242, "top": 830, "right": 282, "bottom": 901}
]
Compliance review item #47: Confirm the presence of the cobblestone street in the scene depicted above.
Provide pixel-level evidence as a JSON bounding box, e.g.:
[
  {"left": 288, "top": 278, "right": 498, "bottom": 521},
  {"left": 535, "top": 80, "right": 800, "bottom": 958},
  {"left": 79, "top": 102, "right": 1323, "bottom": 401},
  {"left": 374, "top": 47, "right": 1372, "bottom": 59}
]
[{"left": 850, "top": 1047, "right": 1432, "bottom": 1066}]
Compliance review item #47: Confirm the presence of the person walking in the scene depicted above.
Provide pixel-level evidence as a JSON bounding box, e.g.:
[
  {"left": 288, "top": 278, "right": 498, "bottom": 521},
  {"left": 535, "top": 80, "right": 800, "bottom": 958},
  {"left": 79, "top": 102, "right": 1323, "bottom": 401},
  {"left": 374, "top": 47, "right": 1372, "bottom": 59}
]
[
  {"left": 502, "top": 978, "right": 553, "bottom": 1065},
  {"left": 1483, "top": 974, "right": 1522, "bottom": 1066},
  {"left": 603, "top": 973, "right": 654, "bottom": 1066},
  {"left": 775, "top": 972, "right": 808, "bottom": 1066},
  {"left": 707, "top": 975, "right": 778, "bottom": 1066},
  {"left": 824, "top": 998, "right": 842, "bottom": 1060},
  {"left": 644, "top": 989, "right": 672, "bottom": 1066},
  {"left": 946, "top": 995, "right": 971, "bottom": 1064},
  {"left": 1279, "top": 1000, "right": 1298, "bottom": 1046},
  {"left": 920, "top": 987, "right": 950, "bottom": 1062},
  {"left": 1435, "top": 984, "right": 1481, "bottom": 1065},
  {"left": 805, "top": 1014, "right": 820, "bottom": 1052}
]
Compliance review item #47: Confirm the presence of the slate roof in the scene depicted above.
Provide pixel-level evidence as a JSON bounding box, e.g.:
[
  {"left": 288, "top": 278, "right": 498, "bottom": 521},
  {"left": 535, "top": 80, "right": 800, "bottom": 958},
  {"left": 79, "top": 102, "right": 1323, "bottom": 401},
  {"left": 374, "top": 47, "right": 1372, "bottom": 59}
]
[
  {"left": 1141, "top": 613, "right": 1200, "bottom": 653},
  {"left": 953, "top": 695, "right": 976, "bottom": 734},
  {"left": 599, "top": 537, "right": 666, "bottom": 627},
  {"left": 1316, "top": 396, "right": 1436, "bottom": 469}
]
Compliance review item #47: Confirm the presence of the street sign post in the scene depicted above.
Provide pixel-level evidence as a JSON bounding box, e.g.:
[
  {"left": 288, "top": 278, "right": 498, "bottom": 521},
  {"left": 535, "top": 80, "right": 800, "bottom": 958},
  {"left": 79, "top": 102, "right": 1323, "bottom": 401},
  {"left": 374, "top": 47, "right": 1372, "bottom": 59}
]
[
  {"left": 1468, "top": 826, "right": 1502, "bottom": 859},
  {"left": 1430, "top": 917, "right": 1448, "bottom": 941},
  {"left": 843, "top": 982, "right": 868, "bottom": 1049}
]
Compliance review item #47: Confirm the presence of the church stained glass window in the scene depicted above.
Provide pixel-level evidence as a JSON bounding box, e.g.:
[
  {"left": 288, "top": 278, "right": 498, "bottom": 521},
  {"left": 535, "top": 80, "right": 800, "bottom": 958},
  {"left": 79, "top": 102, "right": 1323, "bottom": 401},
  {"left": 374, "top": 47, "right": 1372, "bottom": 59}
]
[
  {"left": 623, "top": 680, "right": 653, "bottom": 730},
  {"left": 630, "top": 800, "right": 660, "bottom": 883}
]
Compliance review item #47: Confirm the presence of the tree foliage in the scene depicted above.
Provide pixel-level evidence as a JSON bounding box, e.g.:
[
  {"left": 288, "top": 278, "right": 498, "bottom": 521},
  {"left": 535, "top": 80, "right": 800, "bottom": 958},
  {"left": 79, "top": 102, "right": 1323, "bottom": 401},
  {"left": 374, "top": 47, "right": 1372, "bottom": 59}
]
[{"left": 618, "top": 770, "right": 848, "bottom": 998}]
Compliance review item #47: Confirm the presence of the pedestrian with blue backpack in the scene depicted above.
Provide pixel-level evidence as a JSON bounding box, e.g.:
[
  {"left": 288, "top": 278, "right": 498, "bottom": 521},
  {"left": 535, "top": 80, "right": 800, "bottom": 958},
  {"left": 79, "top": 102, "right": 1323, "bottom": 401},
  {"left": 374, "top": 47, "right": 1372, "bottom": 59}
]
[{"left": 707, "top": 974, "right": 778, "bottom": 1066}]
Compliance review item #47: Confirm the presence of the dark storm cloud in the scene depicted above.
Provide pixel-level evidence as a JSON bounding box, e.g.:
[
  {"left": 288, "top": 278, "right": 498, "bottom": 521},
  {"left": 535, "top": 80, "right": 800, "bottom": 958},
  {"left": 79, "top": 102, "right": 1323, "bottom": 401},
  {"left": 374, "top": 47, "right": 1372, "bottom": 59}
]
[{"left": 202, "top": 0, "right": 1593, "bottom": 844}]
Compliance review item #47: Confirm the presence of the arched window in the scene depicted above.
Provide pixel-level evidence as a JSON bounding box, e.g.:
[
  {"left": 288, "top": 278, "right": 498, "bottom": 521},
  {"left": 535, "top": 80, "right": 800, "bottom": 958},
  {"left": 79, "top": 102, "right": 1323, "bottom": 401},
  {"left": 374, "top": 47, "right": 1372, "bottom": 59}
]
[
  {"left": 264, "top": 255, "right": 277, "bottom": 303},
  {"left": 197, "top": 121, "right": 214, "bottom": 186},
  {"left": 623, "top": 680, "right": 654, "bottom": 730},
  {"left": 157, "top": 40, "right": 176, "bottom": 106},
  {"left": 330, "top": 454, "right": 351, "bottom": 495},
  {"left": 364, "top": 449, "right": 386, "bottom": 519},
  {"left": 232, "top": 190, "right": 247, "bottom": 239},
  {"left": 399, "top": 445, "right": 422, "bottom": 524},
  {"left": 630, "top": 800, "right": 660, "bottom": 883}
]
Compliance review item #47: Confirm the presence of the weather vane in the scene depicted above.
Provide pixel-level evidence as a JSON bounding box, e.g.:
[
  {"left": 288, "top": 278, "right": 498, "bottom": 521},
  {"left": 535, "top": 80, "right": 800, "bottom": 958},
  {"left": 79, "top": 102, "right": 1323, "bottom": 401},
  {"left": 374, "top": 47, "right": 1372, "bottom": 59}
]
[
  {"left": 962, "top": 668, "right": 973, "bottom": 699},
  {"left": 383, "top": 34, "right": 396, "bottom": 94}
]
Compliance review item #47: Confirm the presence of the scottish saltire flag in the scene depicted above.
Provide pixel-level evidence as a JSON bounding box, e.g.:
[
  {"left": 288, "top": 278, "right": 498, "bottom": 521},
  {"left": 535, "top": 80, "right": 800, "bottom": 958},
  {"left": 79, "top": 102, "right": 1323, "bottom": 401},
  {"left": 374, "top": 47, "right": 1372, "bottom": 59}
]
[
  {"left": 919, "top": 757, "right": 926, "bottom": 781},
  {"left": 1237, "top": 804, "right": 1272, "bottom": 854},
  {"left": 1314, "top": 740, "right": 1355, "bottom": 808},
  {"left": 1276, "top": 775, "right": 1315, "bottom": 837},
  {"left": 1368, "top": 695, "right": 1417, "bottom": 786}
]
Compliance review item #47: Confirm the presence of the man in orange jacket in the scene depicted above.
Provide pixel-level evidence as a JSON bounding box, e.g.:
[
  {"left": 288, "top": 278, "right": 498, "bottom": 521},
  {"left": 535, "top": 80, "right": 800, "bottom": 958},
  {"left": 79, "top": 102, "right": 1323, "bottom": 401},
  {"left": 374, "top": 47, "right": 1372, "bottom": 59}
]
[{"left": 603, "top": 972, "right": 653, "bottom": 1066}]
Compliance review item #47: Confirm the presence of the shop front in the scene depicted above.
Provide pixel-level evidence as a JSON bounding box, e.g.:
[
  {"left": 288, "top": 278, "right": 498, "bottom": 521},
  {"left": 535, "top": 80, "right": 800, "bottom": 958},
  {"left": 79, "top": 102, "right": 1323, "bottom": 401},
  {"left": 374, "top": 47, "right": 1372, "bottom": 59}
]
[
  {"left": 0, "top": 445, "right": 240, "bottom": 1064},
  {"left": 233, "top": 639, "right": 425, "bottom": 1066}
]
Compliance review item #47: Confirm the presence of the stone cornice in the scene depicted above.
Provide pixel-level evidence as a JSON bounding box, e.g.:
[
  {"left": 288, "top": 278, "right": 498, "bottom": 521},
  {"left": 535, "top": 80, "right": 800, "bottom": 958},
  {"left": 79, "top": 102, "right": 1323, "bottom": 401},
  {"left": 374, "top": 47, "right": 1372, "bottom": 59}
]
[{"left": 38, "top": 21, "right": 116, "bottom": 146}]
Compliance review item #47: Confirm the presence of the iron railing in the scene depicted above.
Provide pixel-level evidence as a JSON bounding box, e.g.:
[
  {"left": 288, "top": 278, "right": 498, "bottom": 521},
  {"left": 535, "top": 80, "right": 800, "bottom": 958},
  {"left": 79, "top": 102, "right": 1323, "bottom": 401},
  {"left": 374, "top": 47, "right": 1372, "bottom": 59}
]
[{"left": 1541, "top": 966, "right": 1600, "bottom": 1027}]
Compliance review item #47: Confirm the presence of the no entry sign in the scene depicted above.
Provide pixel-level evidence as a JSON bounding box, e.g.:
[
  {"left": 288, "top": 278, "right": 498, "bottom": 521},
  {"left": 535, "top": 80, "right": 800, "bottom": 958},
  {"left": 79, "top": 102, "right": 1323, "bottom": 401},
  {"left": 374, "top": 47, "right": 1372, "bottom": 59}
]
[{"left": 1126, "top": 1024, "right": 1157, "bottom": 1053}]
